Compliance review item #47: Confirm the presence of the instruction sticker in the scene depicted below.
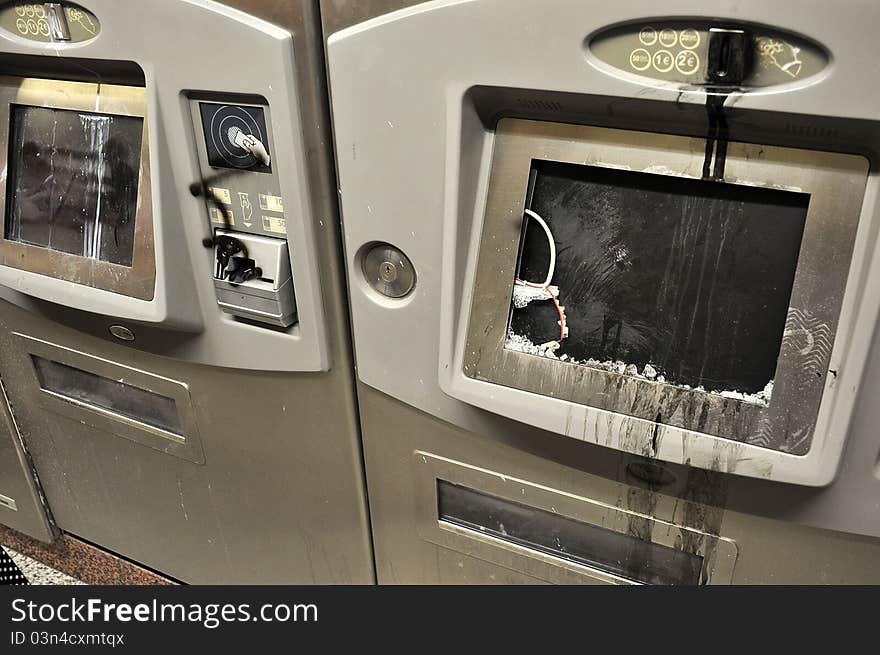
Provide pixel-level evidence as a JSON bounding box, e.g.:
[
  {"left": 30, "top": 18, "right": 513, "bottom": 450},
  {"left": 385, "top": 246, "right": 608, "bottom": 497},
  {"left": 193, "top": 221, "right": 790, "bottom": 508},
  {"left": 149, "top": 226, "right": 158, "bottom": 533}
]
[
  {"left": 262, "top": 215, "right": 286, "bottom": 235},
  {"left": 259, "top": 193, "right": 284, "bottom": 213},
  {"left": 209, "top": 187, "right": 232, "bottom": 205},
  {"left": 210, "top": 207, "right": 234, "bottom": 225}
]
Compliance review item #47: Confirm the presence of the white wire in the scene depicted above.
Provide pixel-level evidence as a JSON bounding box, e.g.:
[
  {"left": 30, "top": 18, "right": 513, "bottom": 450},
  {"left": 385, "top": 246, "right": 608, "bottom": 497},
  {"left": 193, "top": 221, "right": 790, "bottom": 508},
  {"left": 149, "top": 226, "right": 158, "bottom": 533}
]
[{"left": 522, "top": 208, "right": 556, "bottom": 288}]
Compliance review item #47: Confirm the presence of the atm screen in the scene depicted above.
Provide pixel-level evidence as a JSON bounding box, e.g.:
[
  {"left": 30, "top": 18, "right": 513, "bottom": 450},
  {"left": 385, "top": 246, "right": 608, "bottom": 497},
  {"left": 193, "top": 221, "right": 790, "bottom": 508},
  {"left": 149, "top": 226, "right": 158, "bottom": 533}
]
[
  {"left": 4, "top": 105, "right": 143, "bottom": 266},
  {"left": 510, "top": 161, "right": 810, "bottom": 396}
]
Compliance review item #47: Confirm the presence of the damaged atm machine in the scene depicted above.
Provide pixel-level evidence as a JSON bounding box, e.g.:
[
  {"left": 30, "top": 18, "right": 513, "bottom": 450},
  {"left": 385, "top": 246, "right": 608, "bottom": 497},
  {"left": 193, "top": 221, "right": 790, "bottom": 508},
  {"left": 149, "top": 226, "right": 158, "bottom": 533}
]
[
  {"left": 0, "top": 1, "right": 374, "bottom": 583},
  {"left": 325, "top": 0, "right": 880, "bottom": 583}
]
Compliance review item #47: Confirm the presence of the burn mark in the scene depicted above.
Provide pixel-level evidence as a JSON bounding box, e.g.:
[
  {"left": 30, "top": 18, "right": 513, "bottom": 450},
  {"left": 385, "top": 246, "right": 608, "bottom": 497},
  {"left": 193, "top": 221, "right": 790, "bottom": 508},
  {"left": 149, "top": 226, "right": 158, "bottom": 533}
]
[
  {"left": 617, "top": 451, "right": 727, "bottom": 585},
  {"left": 702, "top": 27, "right": 754, "bottom": 181},
  {"left": 677, "top": 465, "right": 729, "bottom": 584},
  {"left": 650, "top": 411, "right": 662, "bottom": 456}
]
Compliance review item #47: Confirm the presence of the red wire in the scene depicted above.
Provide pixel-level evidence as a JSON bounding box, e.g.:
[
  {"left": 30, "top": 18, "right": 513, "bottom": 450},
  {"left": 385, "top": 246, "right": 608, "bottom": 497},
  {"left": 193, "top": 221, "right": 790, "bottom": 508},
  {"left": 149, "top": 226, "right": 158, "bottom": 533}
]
[{"left": 515, "top": 278, "right": 566, "bottom": 342}]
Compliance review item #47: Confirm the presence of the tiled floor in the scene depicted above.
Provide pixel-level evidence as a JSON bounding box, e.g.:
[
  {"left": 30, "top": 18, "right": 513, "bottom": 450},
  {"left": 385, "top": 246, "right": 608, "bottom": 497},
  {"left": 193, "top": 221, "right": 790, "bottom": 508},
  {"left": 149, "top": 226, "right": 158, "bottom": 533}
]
[
  {"left": 2, "top": 545, "right": 83, "bottom": 585},
  {"left": 0, "top": 526, "right": 172, "bottom": 585}
]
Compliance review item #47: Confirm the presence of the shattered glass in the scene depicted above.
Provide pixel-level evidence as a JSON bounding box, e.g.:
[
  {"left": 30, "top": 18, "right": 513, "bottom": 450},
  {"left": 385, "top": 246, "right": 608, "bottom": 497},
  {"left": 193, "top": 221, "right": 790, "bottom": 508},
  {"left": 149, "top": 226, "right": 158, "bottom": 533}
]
[{"left": 510, "top": 161, "right": 809, "bottom": 394}]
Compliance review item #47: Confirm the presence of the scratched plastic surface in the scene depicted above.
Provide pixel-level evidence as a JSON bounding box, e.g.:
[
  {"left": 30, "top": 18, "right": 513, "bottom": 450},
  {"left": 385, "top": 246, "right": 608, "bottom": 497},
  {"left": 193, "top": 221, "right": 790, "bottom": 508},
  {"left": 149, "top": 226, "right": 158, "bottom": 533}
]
[
  {"left": 5, "top": 106, "right": 142, "bottom": 266},
  {"left": 511, "top": 161, "right": 809, "bottom": 393}
]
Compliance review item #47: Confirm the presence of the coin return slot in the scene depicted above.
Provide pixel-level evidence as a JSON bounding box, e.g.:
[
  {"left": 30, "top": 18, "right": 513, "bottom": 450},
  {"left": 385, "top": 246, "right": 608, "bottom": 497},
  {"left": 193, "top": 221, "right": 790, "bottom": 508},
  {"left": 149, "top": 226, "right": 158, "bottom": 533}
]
[
  {"left": 437, "top": 480, "right": 703, "bottom": 585},
  {"left": 31, "top": 355, "right": 183, "bottom": 436}
]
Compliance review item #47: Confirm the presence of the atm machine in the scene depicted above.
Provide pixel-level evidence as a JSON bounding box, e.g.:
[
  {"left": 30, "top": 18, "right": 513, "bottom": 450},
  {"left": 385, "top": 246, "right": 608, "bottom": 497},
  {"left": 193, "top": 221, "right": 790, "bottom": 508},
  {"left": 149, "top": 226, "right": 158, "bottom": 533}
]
[
  {"left": 324, "top": 1, "right": 880, "bottom": 583},
  {"left": 0, "top": 0, "right": 375, "bottom": 583}
]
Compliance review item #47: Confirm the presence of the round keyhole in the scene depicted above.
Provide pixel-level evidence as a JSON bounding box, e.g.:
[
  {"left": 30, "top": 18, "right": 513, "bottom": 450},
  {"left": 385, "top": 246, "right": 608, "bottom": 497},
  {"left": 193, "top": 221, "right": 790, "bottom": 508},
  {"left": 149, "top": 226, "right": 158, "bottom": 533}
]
[
  {"left": 380, "top": 261, "right": 398, "bottom": 283},
  {"left": 361, "top": 243, "right": 415, "bottom": 298}
]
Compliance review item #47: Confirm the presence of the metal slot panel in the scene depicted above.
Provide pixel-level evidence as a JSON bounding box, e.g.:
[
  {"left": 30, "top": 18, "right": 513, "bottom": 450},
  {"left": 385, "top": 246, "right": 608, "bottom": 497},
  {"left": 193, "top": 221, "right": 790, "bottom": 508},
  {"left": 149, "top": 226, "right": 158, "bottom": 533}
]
[
  {"left": 438, "top": 480, "right": 703, "bottom": 585},
  {"left": 32, "top": 356, "right": 183, "bottom": 437},
  {"left": 415, "top": 452, "right": 738, "bottom": 585},
  {"left": 17, "top": 334, "right": 204, "bottom": 465}
]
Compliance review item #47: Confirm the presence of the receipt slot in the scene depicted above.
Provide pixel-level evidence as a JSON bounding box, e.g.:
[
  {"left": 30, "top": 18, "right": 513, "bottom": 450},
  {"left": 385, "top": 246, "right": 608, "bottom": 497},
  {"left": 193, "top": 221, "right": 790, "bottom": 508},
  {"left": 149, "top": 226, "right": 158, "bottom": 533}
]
[
  {"left": 324, "top": 1, "right": 880, "bottom": 583},
  {"left": 0, "top": 0, "right": 373, "bottom": 583}
]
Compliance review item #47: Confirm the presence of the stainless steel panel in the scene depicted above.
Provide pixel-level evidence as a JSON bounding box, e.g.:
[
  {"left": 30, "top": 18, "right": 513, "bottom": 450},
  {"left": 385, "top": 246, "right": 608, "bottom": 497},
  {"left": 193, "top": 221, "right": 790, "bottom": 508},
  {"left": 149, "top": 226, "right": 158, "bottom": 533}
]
[
  {"left": 415, "top": 452, "right": 737, "bottom": 584},
  {"left": 0, "top": 0, "right": 374, "bottom": 583},
  {"left": 0, "top": 302, "right": 373, "bottom": 583},
  {"left": 319, "top": 0, "right": 429, "bottom": 34},
  {"left": 361, "top": 383, "right": 880, "bottom": 584},
  {"left": 18, "top": 334, "right": 205, "bottom": 465},
  {"left": 0, "top": 376, "right": 54, "bottom": 542}
]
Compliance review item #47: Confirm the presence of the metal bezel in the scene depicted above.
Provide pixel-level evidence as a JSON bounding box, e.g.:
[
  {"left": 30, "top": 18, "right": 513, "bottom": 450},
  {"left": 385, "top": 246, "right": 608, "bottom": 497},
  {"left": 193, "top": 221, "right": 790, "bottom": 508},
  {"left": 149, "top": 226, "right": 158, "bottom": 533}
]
[
  {"left": 0, "top": 76, "right": 155, "bottom": 300},
  {"left": 464, "top": 118, "right": 868, "bottom": 456}
]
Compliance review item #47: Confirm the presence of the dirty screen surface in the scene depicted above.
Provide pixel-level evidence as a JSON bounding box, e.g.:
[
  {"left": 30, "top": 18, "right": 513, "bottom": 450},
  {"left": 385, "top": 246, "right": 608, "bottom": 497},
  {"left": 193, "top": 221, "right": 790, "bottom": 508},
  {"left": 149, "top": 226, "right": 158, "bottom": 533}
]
[
  {"left": 510, "top": 161, "right": 809, "bottom": 394},
  {"left": 5, "top": 106, "right": 142, "bottom": 266}
]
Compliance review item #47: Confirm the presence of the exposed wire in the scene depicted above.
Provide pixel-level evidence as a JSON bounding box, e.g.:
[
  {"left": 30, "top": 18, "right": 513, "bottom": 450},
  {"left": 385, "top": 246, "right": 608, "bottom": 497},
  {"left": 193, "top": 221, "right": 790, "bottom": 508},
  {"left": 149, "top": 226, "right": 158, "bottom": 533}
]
[
  {"left": 521, "top": 208, "right": 555, "bottom": 288},
  {"left": 189, "top": 169, "right": 237, "bottom": 247},
  {"left": 514, "top": 208, "right": 567, "bottom": 342}
]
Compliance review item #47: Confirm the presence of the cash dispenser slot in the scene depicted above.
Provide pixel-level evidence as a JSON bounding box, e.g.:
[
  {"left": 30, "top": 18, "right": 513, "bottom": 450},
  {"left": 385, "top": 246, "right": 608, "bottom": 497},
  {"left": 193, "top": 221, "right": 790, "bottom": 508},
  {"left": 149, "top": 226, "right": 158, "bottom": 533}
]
[
  {"left": 414, "top": 452, "right": 738, "bottom": 585},
  {"left": 18, "top": 334, "right": 204, "bottom": 465},
  {"left": 438, "top": 481, "right": 703, "bottom": 585}
]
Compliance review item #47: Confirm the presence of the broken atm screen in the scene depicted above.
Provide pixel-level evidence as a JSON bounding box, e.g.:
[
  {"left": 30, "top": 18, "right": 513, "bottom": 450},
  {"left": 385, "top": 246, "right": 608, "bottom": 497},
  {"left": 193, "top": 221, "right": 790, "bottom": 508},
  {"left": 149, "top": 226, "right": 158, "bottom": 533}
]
[
  {"left": 4, "top": 105, "right": 143, "bottom": 266},
  {"left": 510, "top": 161, "right": 810, "bottom": 395}
]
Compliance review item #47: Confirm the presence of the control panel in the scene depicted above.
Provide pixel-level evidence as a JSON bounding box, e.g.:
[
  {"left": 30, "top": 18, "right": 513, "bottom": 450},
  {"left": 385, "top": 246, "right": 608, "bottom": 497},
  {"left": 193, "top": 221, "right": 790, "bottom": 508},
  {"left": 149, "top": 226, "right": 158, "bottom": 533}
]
[
  {"left": 0, "top": 2, "right": 99, "bottom": 43},
  {"left": 190, "top": 98, "right": 297, "bottom": 328},
  {"left": 589, "top": 21, "right": 828, "bottom": 88}
]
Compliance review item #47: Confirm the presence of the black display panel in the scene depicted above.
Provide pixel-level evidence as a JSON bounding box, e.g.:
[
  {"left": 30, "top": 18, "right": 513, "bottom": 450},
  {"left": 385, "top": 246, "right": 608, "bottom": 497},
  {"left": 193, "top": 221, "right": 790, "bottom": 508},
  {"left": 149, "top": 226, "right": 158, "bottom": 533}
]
[
  {"left": 510, "top": 161, "right": 809, "bottom": 394},
  {"left": 4, "top": 105, "right": 142, "bottom": 266},
  {"left": 199, "top": 102, "right": 271, "bottom": 173}
]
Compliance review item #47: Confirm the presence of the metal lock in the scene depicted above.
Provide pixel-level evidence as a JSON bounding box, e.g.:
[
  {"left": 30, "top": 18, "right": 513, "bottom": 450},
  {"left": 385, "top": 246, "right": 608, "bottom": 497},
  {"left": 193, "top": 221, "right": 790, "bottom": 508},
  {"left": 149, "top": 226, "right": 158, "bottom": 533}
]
[{"left": 362, "top": 243, "right": 415, "bottom": 298}]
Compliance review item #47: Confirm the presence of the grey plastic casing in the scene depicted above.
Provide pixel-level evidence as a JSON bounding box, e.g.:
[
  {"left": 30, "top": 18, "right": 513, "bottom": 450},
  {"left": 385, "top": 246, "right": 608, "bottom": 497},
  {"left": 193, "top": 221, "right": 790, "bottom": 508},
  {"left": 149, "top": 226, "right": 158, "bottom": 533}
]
[
  {"left": 0, "top": 0, "right": 330, "bottom": 371},
  {"left": 326, "top": 0, "right": 880, "bottom": 491}
]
